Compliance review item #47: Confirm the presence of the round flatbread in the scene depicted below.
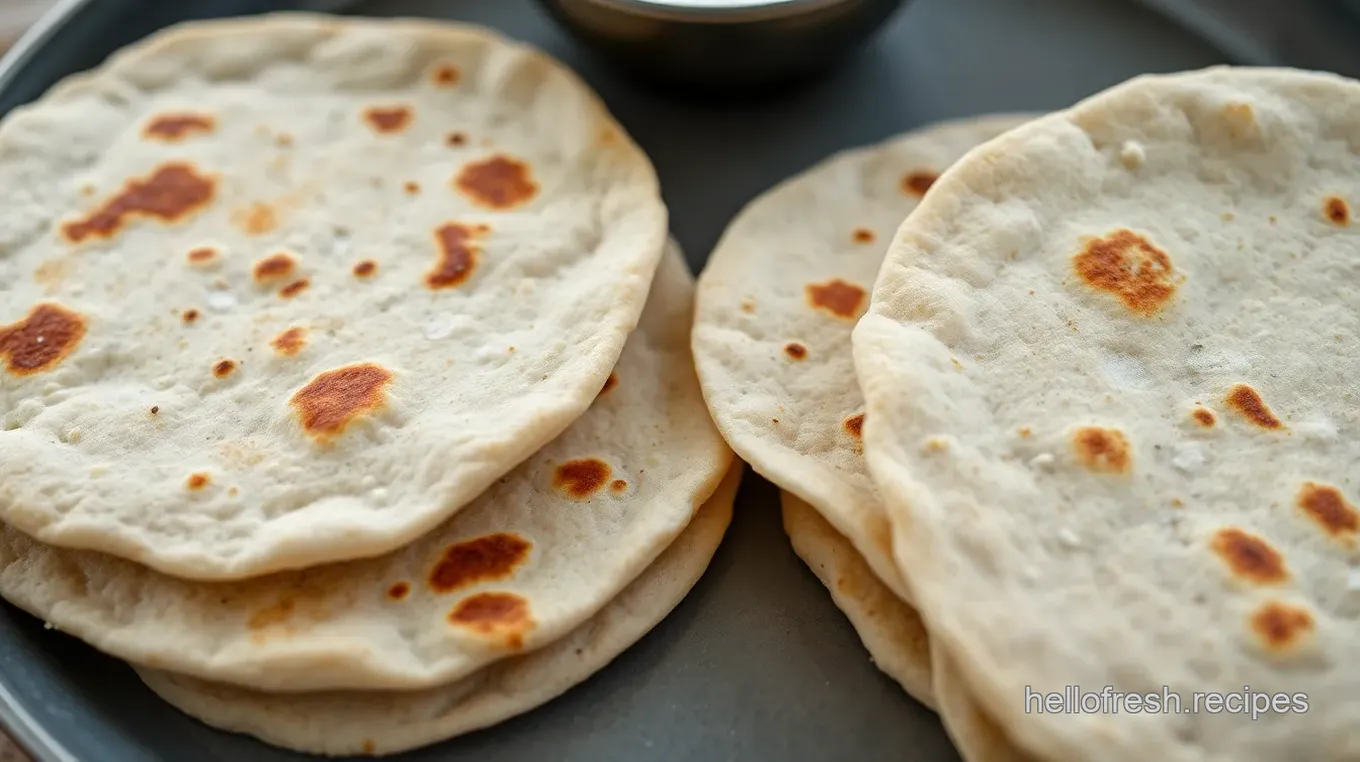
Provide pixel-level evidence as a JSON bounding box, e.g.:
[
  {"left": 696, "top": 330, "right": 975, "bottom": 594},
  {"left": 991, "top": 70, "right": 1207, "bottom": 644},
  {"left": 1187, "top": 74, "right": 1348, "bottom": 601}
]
[
  {"left": 0, "top": 13, "right": 667, "bottom": 579},
  {"left": 854, "top": 67, "right": 1360, "bottom": 762},
  {"left": 781, "top": 491, "right": 933, "bottom": 708},
  {"left": 137, "top": 463, "right": 741, "bottom": 757},
  {"left": 693, "top": 115, "right": 1032, "bottom": 604},
  {"left": 0, "top": 242, "right": 731, "bottom": 692}
]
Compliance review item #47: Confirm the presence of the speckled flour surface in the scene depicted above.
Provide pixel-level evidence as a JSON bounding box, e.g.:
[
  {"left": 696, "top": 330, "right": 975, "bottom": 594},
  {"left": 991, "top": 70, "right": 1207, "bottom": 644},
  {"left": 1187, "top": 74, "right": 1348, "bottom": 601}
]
[
  {"left": 854, "top": 67, "right": 1360, "bottom": 762},
  {"left": 0, "top": 13, "right": 667, "bottom": 579},
  {"left": 0, "top": 244, "right": 732, "bottom": 692}
]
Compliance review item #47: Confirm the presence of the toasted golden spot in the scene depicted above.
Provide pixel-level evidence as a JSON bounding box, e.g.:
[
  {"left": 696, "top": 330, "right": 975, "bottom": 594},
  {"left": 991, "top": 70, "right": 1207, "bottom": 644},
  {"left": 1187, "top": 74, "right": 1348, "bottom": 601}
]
[
  {"left": 271, "top": 327, "right": 306, "bottom": 356},
  {"left": 290, "top": 363, "right": 394, "bottom": 441},
  {"left": 181, "top": 309, "right": 199, "bottom": 325},
  {"left": 33, "top": 258, "right": 72, "bottom": 288},
  {"left": 275, "top": 133, "right": 293, "bottom": 148},
  {"left": 901, "top": 170, "right": 938, "bottom": 197},
  {"left": 143, "top": 112, "right": 214, "bottom": 141},
  {"left": 248, "top": 599, "right": 294, "bottom": 630},
  {"left": 427, "top": 222, "right": 486, "bottom": 289},
  {"left": 150, "top": 406, "right": 159, "bottom": 415},
  {"left": 1296, "top": 482, "right": 1359, "bottom": 540},
  {"left": 186, "top": 473, "right": 211, "bottom": 490},
  {"left": 1192, "top": 407, "right": 1216, "bottom": 427},
  {"left": 597, "top": 372, "right": 618, "bottom": 397},
  {"left": 455, "top": 155, "right": 539, "bottom": 210},
  {"left": 805, "top": 279, "right": 866, "bottom": 319},
  {"left": 1072, "top": 426, "right": 1131, "bottom": 474},
  {"left": 363, "top": 105, "right": 412, "bottom": 134},
  {"left": 228, "top": 487, "right": 238, "bottom": 497},
  {"left": 852, "top": 228, "right": 876, "bottom": 244},
  {"left": 253, "top": 252, "right": 296, "bottom": 283},
  {"left": 1073, "top": 229, "right": 1177, "bottom": 316},
  {"left": 234, "top": 202, "right": 277, "bottom": 236},
  {"left": 740, "top": 299, "right": 756, "bottom": 314},
  {"left": 352, "top": 260, "right": 377, "bottom": 278},
  {"left": 610, "top": 479, "right": 627, "bottom": 493},
  {"left": 186, "top": 247, "right": 217, "bottom": 265},
  {"left": 844, "top": 413, "right": 865, "bottom": 439},
  {"left": 784, "top": 342, "right": 807, "bottom": 360},
  {"left": 1018, "top": 427, "right": 1032, "bottom": 438},
  {"left": 1250, "top": 601, "right": 1314, "bottom": 653},
  {"left": 360, "top": 740, "right": 376, "bottom": 756},
  {"left": 213, "top": 359, "right": 236, "bottom": 378},
  {"left": 404, "top": 181, "right": 420, "bottom": 195},
  {"left": 553, "top": 458, "right": 611, "bottom": 499},
  {"left": 62, "top": 162, "right": 215, "bottom": 243},
  {"left": 278, "top": 279, "right": 310, "bottom": 299},
  {"left": 448, "top": 592, "right": 533, "bottom": 650},
  {"left": 446, "top": 131, "right": 467, "bottom": 147},
  {"left": 429, "top": 533, "right": 532, "bottom": 594},
  {"left": 1209, "top": 528, "right": 1289, "bottom": 584},
  {"left": 387, "top": 582, "right": 410, "bottom": 601},
  {"left": 432, "top": 64, "right": 460, "bottom": 86},
  {"left": 1225, "top": 384, "right": 1282, "bottom": 430},
  {"left": 1324, "top": 196, "right": 1350, "bottom": 226},
  {"left": 0, "top": 303, "right": 87, "bottom": 377}
]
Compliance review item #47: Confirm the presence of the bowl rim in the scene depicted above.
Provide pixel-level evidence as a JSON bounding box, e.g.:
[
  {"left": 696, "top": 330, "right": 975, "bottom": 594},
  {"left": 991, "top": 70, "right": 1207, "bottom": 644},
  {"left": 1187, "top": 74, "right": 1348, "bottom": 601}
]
[{"left": 553, "top": 0, "right": 872, "bottom": 23}]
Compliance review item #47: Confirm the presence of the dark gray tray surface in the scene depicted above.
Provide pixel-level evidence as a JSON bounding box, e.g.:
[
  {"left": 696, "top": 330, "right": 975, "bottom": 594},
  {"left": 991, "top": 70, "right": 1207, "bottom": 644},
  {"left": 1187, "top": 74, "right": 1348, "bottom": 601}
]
[{"left": 0, "top": 0, "right": 1232, "bottom": 760}]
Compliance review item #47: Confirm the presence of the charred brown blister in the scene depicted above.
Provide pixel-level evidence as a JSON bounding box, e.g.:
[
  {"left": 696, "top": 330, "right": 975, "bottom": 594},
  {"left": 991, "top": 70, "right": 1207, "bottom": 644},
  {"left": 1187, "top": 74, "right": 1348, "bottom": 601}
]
[
  {"left": 363, "top": 105, "right": 413, "bottom": 134},
  {"left": 1071, "top": 426, "right": 1131, "bottom": 474},
  {"left": 62, "top": 162, "right": 215, "bottom": 243},
  {"left": 454, "top": 155, "right": 539, "bottom": 210},
  {"left": 0, "top": 303, "right": 87, "bottom": 376},
  {"left": 805, "top": 279, "right": 866, "bottom": 320},
  {"left": 428, "top": 533, "right": 532, "bottom": 594},
  {"left": 1225, "top": 384, "right": 1283, "bottom": 430},
  {"left": 143, "top": 113, "right": 215, "bottom": 142},
  {"left": 1296, "top": 482, "right": 1359, "bottom": 541},
  {"left": 290, "top": 363, "right": 394, "bottom": 442},
  {"left": 553, "top": 458, "right": 611, "bottom": 499},
  {"left": 1209, "top": 528, "right": 1289, "bottom": 585},
  {"left": 1073, "top": 229, "right": 1177, "bottom": 316},
  {"left": 447, "top": 592, "right": 533, "bottom": 650}
]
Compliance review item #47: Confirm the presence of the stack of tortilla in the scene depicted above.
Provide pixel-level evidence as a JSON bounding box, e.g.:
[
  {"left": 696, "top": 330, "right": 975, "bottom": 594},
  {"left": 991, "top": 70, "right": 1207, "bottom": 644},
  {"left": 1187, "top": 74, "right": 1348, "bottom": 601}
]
[
  {"left": 698, "top": 67, "right": 1360, "bottom": 761},
  {"left": 0, "top": 14, "right": 735, "bottom": 757}
]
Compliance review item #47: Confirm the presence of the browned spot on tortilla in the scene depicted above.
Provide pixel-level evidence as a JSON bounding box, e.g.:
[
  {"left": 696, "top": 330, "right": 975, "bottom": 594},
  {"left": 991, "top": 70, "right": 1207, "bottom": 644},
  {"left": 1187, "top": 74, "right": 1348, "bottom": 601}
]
[
  {"left": 213, "top": 359, "right": 236, "bottom": 378},
  {"left": 275, "top": 133, "right": 293, "bottom": 148},
  {"left": 1225, "top": 384, "right": 1282, "bottom": 429},
  {"left": 234, "top": 202, "right": 277, "bottom": 236},
  {"left": 844, "top": 413, "right": 865, "bottom": 438},
  {"left": 611, "top": 479, "right": 627, "bottom": 493},
  {"left": 1250, "top": 601, "right": 1314, "bottom": 653},
  {"left": 901, "top": 171, "right": 938, "bottom": 197},
  {"left": 1192, "top": 408, "right": 1216, "bottom": 427},
  {"left": 387, "top": 582, "right": 410, "bottom": 601},
  {"left": 1072, "top": 426, "right": 1131, "bottom": 474},
  {"left": 740, "top": 300, "right": 755, "bottom": 314},
  {"left": 404, "top": 181, "right": 420, "bottom": 195},
  {"left": 248, "top": 599, "right": 295, "bottom": 630},
  {"left": 186, "top": 472, "right": 211, "bottom": 490},
  {"left": 852, "top": 228, "right": 875, "bottom": 243},
  {"left": 553, "top": 458, "right": 611, "bottom": 499},
  {"left": 363, "top": 105, "right": 412, "bottom": 134},
  {"left": 253, "top": 253, "right": 296, "bottom": 283},
  {"left": 1018, "top": 427, "right": 1032, "bottom": 438},
  {"left": 428, "top": 533, "right": 532, "bottom": 593},
  {"left": 1296, "top": 482, "right": 1359, "bottom": 540},
  {"left": 805, "top": 279, "right": 866, "bottom": 319},
  {"left": 278, "top": 279, "right": 310, "bottom": 299},
  {"left": 1073, "top": 229, "right": 1177, "bottom": 316},
  {"left": 271, "top": 327, "right": 306, "bottom": 356},
  {"left": 0, "top": 304, "right": 87, "bottom": 376},
  {"left": 181, "top": 309, "right": 199, "bottom": 325},
  {"left": 352, "top": 260, "right": 377, "bottom": 278},
  {"left": 228, "top": 487, "right": 238, "bottom": 497},
  {"left": 150, "top": 406, "right": 159, "bottom": 415},
  {"left": 1209, "top": 527, "right": 1289, "bottom": 584},
  {"left": 455, "top": 155, "right": 538, "bottom": 210},
  {"left": 187, "top": 247, "right": 217, "bottom": 265},
  {"left": 784, "top": 342, "right": 807, "bottom": 360},
  {"left": 598, "top": 373, "right": 618, "bottom": 397},
  {"left": 290, "top": 363, "right": 394, "bottom": 441},
  {"left": 446, "top": 132, "right": 467, "bottom": 147},
  {"left": 447, "top": 592, "right": 533, "bottom": 650},
  {"left": 62, "top": 162, "right": 215, "bottom": 243},
  {"left": 1325, "top": 196, "right": 1350, "bottom": 226},
  {"left": 427, "top": 222, "right": 485, "bottom": 289},
  {"left": 33, "top": 259, "right": 72, "bottom": 288},
  {"left": 360, "top": 740, "right": 376, "bottom": 756},
  {"left": 432, "top": 64, "right": 460, "bottom": 86},
  {"left": 143, "top": 112, "right": 214, "bottom": 141}
]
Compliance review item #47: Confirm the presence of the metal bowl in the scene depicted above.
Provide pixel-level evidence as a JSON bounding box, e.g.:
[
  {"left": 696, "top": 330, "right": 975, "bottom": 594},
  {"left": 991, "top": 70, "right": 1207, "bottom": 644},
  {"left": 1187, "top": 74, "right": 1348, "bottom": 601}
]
[{"left": 536, "top": 0, "right": 910, "bottom": 93}]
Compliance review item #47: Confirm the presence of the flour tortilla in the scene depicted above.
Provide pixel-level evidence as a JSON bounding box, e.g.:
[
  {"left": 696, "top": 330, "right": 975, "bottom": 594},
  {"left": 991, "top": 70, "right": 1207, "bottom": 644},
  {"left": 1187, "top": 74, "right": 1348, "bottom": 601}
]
[
  {"left": 693, "top": 115, "right": 1032, "bottom": 605},
  {"left": 0, "top": 242, "right": 731, "bottom": 692},
  {"left": 135, "top": 463, "right": 741, "bottom": 758},
  {"left": 780, "top": 491, "right": 933, "bottom": 708},
  {"left": 932, "top": 646, "right": 1037, "bottom": 762},
  {"left": 0, "top": 13, "right": 667, "bottom": 579},
  {"left": 853, "top": 67, "right": 1360, "bottom": 762}
]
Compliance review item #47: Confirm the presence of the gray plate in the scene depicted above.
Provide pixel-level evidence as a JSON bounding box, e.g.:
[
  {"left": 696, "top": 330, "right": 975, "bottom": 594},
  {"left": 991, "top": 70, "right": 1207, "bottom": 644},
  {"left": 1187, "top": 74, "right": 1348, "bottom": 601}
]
[{"left": 0, "top": 0, "right": 1246, "bottom": 760}]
